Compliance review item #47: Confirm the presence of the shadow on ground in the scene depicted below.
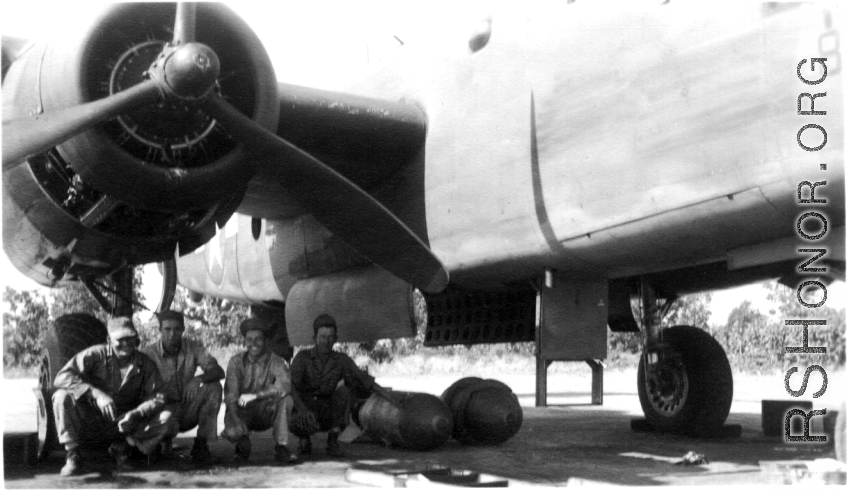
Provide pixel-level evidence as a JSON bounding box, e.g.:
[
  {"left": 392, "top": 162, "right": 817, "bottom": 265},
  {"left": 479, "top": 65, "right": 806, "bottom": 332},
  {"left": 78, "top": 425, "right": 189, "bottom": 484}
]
[{"left": 5, "top": 405, "right": 837, "bottom": 487}]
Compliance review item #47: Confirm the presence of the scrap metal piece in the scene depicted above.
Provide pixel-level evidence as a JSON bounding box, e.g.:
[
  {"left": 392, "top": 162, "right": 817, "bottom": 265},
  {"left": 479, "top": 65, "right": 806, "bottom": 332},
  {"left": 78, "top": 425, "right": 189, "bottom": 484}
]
[{"left": 675, "top": 451, "right": 709, "bottom": 465}]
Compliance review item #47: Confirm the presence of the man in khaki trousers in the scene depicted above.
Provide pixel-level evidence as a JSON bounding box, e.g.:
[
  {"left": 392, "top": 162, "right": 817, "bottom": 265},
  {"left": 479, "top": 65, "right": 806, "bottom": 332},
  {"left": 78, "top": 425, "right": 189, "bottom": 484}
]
[
  {"left": 221, "top": 318, "right": 300, "bottom": 465},
  {"left": 142, "top": 310, "right": 224, "bottom": 465}
]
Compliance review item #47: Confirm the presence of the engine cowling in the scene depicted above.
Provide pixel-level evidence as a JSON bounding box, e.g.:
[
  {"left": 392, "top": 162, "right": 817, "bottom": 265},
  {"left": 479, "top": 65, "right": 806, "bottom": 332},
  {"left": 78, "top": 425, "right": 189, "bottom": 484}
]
[{"left": 2, "top": 3, "right": 278, "bottom": 286}]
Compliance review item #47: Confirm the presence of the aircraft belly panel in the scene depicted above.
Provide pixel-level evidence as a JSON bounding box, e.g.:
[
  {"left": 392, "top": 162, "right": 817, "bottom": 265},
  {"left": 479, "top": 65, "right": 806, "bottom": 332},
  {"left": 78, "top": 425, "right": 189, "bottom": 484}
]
[
  {"left": 758, "top": 149, "right": 846, "bottom": 222},
  {"left": 339, "top": 3, "right": 841, "bottom": 282},
  {"left": 560, "top": 188, "right": 790, "bottom": 277},
  {"left": 727, "top": 226, "right": 845, "bottom": 271},
  {"left": 533, "top": 3, "right": 837, "bottom": 260}
]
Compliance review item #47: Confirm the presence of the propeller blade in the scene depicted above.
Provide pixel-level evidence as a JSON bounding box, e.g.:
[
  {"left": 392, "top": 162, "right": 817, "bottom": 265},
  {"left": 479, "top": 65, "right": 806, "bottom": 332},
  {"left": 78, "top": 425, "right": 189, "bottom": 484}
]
[
  {"left": 2, "top": 79, "right": 160, "bottom": 171},
  {"left": 173, "top": 3, "right": 197, "bottom": 45},
  {"left": 204, "top": 96, "right": 449, "bottom": 294}
]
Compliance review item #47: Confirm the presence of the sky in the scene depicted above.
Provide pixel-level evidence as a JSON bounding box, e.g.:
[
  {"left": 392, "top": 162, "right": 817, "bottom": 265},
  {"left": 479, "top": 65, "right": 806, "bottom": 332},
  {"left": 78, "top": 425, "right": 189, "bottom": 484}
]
[
  {"left": 0, "top": 1, "right": 493, "bottom": 90},
  {"left": 1, "top": 1, "right": 845, "bottom": 326}
]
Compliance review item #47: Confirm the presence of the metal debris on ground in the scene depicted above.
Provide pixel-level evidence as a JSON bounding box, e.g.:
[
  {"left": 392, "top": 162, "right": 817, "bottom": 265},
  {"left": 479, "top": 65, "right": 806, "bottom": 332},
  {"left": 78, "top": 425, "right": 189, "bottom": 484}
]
[
  {"left": 345, "top": 464, "right": 511, "bottom": 487},
  {"left": 674, "top": 451, "right": 708, "bottom": 465}
]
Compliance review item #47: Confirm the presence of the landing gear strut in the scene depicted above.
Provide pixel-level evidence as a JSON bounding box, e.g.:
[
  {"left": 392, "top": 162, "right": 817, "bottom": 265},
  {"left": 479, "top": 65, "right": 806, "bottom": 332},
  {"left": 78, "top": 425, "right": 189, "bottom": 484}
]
[{"left": 636, "top": 279, "right": 733, "bottom": 436}]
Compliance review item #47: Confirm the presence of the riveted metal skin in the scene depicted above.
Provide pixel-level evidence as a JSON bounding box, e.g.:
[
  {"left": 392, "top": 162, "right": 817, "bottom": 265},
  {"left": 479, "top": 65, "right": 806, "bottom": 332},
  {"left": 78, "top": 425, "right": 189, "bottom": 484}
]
[
  {"left": 441, "top": 377, "right": 523, "bottom": 445},
  {"left": 358, "top": 391, "right": 453, "bottom": 451}
]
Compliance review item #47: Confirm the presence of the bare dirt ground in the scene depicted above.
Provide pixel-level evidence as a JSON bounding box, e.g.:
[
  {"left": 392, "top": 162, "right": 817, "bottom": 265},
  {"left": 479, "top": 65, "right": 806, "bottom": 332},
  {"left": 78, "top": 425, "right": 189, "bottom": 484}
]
[{"left": 3, "top": 368, "right": 844, "bottom": 487}]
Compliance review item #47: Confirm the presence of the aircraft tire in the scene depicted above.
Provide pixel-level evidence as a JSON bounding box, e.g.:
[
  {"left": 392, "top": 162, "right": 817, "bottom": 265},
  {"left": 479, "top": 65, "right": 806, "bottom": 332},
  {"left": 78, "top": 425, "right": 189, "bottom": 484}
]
[
  {"left": 36, "top": 314, "right": 107, "bottom": 460},
  {"left": 637, "top": 325, "right": 733, "bottom": 436},
  {"left": 34, "top": 358, "right": 57, "bottom": 461},
  {"left": 836, "top": 402, "right": 845, "bottom": 463}
]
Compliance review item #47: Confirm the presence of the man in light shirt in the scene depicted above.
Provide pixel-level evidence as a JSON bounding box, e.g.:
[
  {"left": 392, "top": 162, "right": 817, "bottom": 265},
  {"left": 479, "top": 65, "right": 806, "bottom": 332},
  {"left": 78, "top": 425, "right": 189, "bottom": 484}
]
[
  {"left": 142, "top": 310, "right": 224, "bottom": 465},
  {"left": 221, "top": 318, "right": 300, "bottom": 465},
  {"left": 53, "top": 317, "right": 171, "bottom": 476}
]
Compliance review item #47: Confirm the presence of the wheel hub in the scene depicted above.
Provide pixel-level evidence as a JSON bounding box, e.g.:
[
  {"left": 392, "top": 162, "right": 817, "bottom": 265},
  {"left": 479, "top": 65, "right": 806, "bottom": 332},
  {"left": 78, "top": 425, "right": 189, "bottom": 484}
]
[{"left": 645, "top": 357, "right": 689, "bottom": 417}]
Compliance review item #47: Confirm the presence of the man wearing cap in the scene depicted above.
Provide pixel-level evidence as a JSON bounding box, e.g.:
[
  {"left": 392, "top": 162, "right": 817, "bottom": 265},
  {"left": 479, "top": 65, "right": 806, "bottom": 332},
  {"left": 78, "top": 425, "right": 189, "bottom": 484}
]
[
  {"left": 52, "top": 317, "right": 173, "bottom": 476},
  {"left": 289, "top": 313, "right": 396, "bottom": 458},
  {"left": 221, "top": 317, "right": 299, "bottom": 465},
  {"left": 142, "top": 310, "right": 224, "bottom": 465}
]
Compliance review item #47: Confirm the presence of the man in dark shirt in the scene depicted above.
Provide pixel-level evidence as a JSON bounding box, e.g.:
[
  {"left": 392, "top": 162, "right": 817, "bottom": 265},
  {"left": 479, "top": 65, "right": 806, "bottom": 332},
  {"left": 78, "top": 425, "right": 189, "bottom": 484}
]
[
  {"left": 289, "top": 314, "right": 395, "bottom": 457},
  {"left": 53, "top": 317, "right": 173, "bottom": 476},
  {"left": 142, "top": 310, "right": 224, "bottom": 465},
  {"left": 221, "top": 318, "right": 299, "bottom": 465}
]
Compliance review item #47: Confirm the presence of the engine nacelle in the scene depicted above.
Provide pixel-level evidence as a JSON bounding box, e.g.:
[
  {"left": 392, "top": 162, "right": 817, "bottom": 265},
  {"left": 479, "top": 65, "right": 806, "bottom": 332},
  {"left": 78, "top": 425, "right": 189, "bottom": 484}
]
[
  {"left": 174, "top": 213, "right": 418, "bottom": 345},
  {"left": 2, "top": 3, "right": 278, "bottom": 285}
]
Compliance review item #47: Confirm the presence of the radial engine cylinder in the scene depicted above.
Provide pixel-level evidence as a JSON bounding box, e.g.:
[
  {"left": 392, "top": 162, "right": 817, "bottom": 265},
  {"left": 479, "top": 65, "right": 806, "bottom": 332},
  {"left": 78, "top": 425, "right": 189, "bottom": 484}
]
[{"left": 357, "top": 391, "right": 453, "bottom": 451}]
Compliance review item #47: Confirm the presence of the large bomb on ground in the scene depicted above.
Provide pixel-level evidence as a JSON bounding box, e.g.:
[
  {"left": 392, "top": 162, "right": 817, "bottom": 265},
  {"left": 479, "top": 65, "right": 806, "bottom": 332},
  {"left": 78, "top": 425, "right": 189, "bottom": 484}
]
[
  {"left": 441, "top": 377, "right": 523, "bottom": 445},
  {"left": 357, "top": 391, "right": 454, "bottom": 450}
]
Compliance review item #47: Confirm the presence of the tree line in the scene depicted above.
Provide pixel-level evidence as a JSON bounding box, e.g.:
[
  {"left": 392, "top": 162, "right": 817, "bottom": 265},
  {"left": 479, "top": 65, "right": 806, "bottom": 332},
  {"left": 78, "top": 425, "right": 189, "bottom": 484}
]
[{"left": 3, "top": 274, "right": 844, "bottom": 375}]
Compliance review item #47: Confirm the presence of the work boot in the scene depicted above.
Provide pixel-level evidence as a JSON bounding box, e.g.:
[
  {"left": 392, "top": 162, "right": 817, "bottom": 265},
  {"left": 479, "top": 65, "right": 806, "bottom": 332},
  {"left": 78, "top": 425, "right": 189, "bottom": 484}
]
[
  {"left": 159, "top": 437, "right": 174, "bottom": 457},
  {"left": 108, "top": 440, "right": 130, "bottom": 470},
  {"left": 146, "top": 443, "right": 161, "bottom": 467},
  {"left": 326, "top": 431, "right": 344, "bottom": 458},
  {"left": 274, "top": 444, "right": 300, "bottom": 465},
  {"left": 60, "top": 448, "right": 84, "bottom": 477},
  {"left": 297, "top": 437, "right": 312, "bottom": 456},
  {"left": 190, "top": 438, "right": 221, "bottom": 466},
  {"left": 234, "top": 435, "right": 251, "bottom": 462}
]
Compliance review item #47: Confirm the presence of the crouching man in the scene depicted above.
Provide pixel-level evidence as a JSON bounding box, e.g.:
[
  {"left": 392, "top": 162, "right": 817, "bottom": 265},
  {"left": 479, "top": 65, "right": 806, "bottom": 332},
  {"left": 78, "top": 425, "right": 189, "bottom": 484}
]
[
  {"left": 53, "top": 317, "right": 172, "bottom": 477},
  {"left": 142, "top": 310, "right": 224, "bottom": 465},
  {"left": 290, "top": 314, "right": 396, "bottom": 458},
  {"left": 221, "top": 318, "right": 299, "bottom": 465}
]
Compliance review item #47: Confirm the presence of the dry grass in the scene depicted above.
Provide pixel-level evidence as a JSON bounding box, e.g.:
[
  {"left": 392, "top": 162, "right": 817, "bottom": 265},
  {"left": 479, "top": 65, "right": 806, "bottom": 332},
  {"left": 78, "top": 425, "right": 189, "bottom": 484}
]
[{"left": 2, "top": 365, "right": 36, "bottom": 379}]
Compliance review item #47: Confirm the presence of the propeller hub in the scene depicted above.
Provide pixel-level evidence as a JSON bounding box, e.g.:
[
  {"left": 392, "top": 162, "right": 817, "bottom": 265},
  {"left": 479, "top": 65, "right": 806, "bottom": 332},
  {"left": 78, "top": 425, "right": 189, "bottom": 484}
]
[{"left": 162, "top": 42, "right": 220, "bottom": 100}]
